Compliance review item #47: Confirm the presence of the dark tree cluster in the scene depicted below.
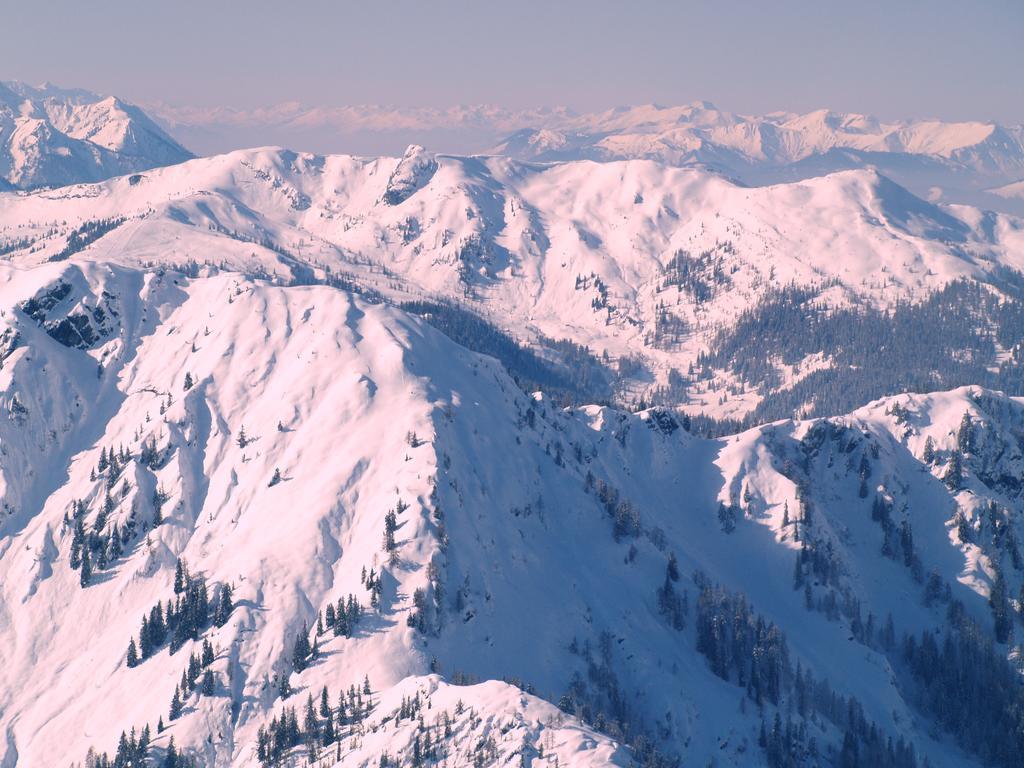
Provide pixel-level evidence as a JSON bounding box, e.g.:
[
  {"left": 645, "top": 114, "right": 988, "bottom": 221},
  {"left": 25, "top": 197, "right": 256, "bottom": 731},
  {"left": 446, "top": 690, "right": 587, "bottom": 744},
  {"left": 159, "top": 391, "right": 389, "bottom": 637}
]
[
  {"left": 902, "top": 610, "right": 1024, "bottom": 768},
  {"left": 67, "top": 491, "right": 140, "bottom": 587},
  {"left": 126, "top": 559, "right": 232, "bottom": 667},
  {"left": 49, "top": 216, "right": 126, "bottom": 262},
  {"left": 151, "top": 486, "right": 170, "bottom": 525},
  {"left": 694, "top": 573, "right": 918, "bottom": 768},
  {"left": 138, "top": 436, "right": 170, "bottom": 471},
  {"left": 168, "top": 638, "right": 217, "bottom": 721},
  {"left": 717, "top": 501, "right": 739, "bottom": 534},
  {"left": 66, "top": 440, "right": 171, "bottom": 586},
  {"left": 82, "top": 723, "right": 151, "bottom": 768},
  {"left": 400, "top": 299, "right": 613, "bottom": 406},
  {"left": 291, "top": 621, "right": 316, "bottom": 672},
  {"left": 559, "top": 632, "right": 677, "bottom": 767},
  {"left": 697, "top": 275, "right": 1024, "bottom": 425},
  {"left": 256, "top": 680, "right": 373, "bottom": 766},
  {"left": 586, "top": 476, "right": 642, "bottom": 541},
  {"left": 574, "top": 272, "right": 610, "bottom": 310},
  {"left": 323, "top": 593, "right": 364, "bottom": 638},
  {"left": 362, "top": 564, "right": 384, "bottom": 609},
  {"left": 382, "top": 507, "right": 399, "bottom": 555},
  {"left": 656, "top": 553, "right": 688, "bottom": 630},
  {"left": 659, "top": 244, "right": 734, "bottom": 304},
  {"left": 694, "top": 572, "right": 788, "bottom": 705},
  {"left": 866, "top": 495, "right": 924, "bottom": 582}
]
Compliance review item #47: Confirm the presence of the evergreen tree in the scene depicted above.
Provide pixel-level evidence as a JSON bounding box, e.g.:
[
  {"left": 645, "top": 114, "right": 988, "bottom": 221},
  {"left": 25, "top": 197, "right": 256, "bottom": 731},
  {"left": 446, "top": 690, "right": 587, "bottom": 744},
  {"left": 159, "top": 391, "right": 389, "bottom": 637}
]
[
  {"left": 899, "top": 520, "right": 915, "bottom": 567},
  {"left": 169, "top": 686, "right": 183, "bottom": 720},
  {"left": 304, "top": 693, "right": 319, "bottom": 740},
  {"left": 277, "top": 674, "right": 292, "bottom": 699},
  {"left": 80, "top": 543, "right": 92, "bottom": 587},
  {"left": 202, "top": 638, "right": 214, "bottom": 667},
  {"left": 990, "top": 569, "right": 1012, "bottom": 644},
  {"left": 71, "top": 518, "right": 86, "bottom": 569},
  {"left": 183, "top": 372, "right": 194, "bottom": 390},
  {"left": 321, "top": 708, "right": 336, "bottom": 746},
  {"left": 382, "top": 509, "right": 398, "bottom": 552},
  {"left": 269, "top": 468, "right": 282, "bottom": 487},
  {"left": 174, "top": 558, "right": 186, "bottom": 594},
  {"left": 126, "top": 638, "right": 139, "bottom": 668},
  {"left": 922, "top": 436, "right": 935, "bottom": 464},
  {"left": 201, "top": 669, "right": 215, "bottom": 696},
  {"left": 163, "top": 736, "right": 177, "bottom": 768},
  {"left": 292, "top": 622, "right": 312, "bottom": 671},
  {"left": 957, "top": 411, "right": 975, "bottom": 454},
  {"left": 214, "top": 583, "right": 233, "bottom": 627},
  {"left": 319, "top": 686, "right": 331, "bottom": 718},
  {"left": 108, "top": 525, "right": 122, "bottom": 560},
  {"left": 944, "top": 450, "right": 964, "bottom": 491}
]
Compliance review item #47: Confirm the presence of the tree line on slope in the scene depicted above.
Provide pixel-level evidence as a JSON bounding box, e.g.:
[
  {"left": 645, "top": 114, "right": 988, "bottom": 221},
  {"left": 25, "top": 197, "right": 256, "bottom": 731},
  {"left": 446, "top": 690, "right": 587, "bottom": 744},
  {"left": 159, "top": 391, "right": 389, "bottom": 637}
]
[
  {"left": 400, "top": 299, "right": 614, "bottom": 407},
  {"left": 699, "top": 275, "right": 1024, "bottom": 425}
]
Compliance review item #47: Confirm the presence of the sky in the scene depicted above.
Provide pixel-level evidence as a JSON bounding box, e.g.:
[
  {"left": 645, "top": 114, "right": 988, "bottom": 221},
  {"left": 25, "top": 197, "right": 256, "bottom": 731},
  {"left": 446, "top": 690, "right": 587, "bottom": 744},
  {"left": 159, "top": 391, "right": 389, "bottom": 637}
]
[{"left": 2, "top": 0, "right": 1022, "bottom": 124}]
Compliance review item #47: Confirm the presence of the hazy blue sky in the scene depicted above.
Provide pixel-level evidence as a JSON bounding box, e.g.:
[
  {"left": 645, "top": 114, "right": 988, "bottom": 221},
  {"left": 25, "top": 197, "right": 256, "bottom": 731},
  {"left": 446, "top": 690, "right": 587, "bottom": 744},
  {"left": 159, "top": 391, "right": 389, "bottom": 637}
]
[{"left": 3, "top": 0, "right": 1022, "bottom": 122}]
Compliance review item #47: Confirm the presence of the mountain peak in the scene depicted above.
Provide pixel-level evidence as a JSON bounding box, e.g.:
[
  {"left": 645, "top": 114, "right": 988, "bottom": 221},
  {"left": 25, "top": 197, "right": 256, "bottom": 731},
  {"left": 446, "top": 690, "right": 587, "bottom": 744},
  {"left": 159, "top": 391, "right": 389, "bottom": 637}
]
[{"left": 0, "top": 80, "right": 192, "bottom": 189}]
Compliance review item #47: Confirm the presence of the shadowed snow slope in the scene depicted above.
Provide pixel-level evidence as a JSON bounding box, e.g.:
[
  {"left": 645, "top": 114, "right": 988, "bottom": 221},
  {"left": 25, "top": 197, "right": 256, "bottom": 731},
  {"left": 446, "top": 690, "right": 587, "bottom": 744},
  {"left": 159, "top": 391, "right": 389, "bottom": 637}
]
[{"left": 2, "top": 256, "right": 1024, "bottom": 766}]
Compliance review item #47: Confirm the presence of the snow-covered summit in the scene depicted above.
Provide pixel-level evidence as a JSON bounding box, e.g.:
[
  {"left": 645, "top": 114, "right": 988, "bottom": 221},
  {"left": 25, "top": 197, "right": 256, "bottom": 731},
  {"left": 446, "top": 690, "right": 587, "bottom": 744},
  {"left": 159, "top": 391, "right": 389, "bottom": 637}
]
[{"left": 0, "top": 81, "right": 192, "bottom": 189}]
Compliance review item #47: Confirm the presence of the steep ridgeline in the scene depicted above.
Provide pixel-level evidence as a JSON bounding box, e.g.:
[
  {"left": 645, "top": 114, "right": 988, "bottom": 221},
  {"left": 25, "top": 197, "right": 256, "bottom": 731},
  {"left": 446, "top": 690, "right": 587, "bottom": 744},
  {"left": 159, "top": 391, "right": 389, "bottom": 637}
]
[
  {"left": 2, "top": 147, "right": 1024, "bottom": 425},
  {"left": 0, "top": 81, "right": 192, "bottom": 190},
  {"left": 2, "top": 262, "right": 1024, "bottom": 767}
]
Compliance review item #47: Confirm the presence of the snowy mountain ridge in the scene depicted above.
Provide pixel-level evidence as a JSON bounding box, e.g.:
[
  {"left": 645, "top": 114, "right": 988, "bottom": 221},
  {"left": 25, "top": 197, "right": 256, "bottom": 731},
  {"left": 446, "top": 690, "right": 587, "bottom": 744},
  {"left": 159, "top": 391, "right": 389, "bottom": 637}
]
[
  {"left": 2, "top": 145, "right": 1024, "bottom": 423},
  {"left": 0, "top": 82, "right": 192, "bottom": 190},
  {"left": 3, "top": 255, "right": 1024, "bottom": 766},
  {"left": 146, "top": 99, "right": 1024, "bottom": 212}
]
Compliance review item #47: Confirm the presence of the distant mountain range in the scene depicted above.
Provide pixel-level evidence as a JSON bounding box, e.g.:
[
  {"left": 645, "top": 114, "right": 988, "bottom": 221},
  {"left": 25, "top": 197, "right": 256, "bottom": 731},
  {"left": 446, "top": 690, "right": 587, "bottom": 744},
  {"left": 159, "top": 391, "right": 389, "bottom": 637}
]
[
  {"left": 0, "top": 81, "right": 192, "bottom": 189},
  {"left": 146, "top": 99, "right": 1024, "bottom": 213},
  {"left": 3, "top": 83, "right": 1023, "bottom": 215}
]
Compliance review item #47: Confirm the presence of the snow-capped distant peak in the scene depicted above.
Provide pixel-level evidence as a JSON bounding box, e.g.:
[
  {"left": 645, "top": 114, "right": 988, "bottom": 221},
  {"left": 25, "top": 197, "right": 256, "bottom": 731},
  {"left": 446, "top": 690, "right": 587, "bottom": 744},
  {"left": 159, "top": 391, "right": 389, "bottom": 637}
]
[{"left": 0, "top": 80, "right": 192, "bottom": 190}]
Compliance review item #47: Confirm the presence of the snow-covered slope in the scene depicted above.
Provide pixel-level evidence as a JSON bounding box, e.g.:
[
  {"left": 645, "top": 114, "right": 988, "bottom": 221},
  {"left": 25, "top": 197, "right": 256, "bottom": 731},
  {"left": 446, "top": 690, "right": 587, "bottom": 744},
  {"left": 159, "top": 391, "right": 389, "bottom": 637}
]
[
  {"left": 0, "top": 82, "right": 192, "bottom": 189},
  {"left": 2, "top": 146, "right": 1023, "bottom": 422},
  {"left": 2, "top": 254, "right": 1024, "bottom": 766}
]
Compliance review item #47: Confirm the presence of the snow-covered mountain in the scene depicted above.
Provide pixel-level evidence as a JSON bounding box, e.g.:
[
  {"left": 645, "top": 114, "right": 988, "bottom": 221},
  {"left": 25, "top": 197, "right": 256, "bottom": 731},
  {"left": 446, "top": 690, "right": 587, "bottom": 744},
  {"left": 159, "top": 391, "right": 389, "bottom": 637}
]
[
  {"left": 146, "top": 100, "right": 1024, "bottom": 213},
  {"left": 2, "top": 145, "right": 1024, "bottom": 424},
  {"left": 492, "top": 102, "right": 1024, "bottom": 174},
  {"left": 2, "top": 252, "right": 1024, "bottom": 767},
  {"left": 491, "top": 103, "right": 1024, "bottom": 215},
  {"left": 3, "top": 112, "right": 1024, "bottom": 767},
  {"left": 0, "top": 82, "right": 192, "bottom": 190}
]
